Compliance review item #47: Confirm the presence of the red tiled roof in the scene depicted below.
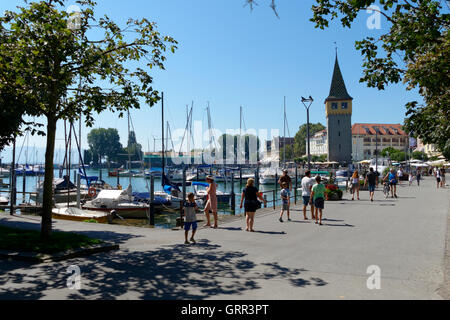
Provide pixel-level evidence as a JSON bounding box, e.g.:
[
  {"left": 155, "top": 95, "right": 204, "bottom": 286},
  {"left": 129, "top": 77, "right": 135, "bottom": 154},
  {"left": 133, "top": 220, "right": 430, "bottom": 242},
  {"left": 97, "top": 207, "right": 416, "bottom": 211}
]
[{"left": 352, "top": 123, "right": 407, "bottom": 136}]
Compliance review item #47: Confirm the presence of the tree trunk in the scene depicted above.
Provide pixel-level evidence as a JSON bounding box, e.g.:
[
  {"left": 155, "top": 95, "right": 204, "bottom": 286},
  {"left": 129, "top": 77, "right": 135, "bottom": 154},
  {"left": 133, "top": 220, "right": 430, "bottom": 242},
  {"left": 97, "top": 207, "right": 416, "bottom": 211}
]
[{"left": 41, "top": 114, "right": 57, "bottom": 240}]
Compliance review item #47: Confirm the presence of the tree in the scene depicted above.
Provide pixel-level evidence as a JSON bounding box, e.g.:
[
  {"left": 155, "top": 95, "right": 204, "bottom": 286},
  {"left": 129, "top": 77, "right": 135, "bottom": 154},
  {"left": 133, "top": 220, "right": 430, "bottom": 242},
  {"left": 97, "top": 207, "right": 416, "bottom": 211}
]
[
  {"left": 310, "top": 0, "right": 449, "bottom": 157},
  {"left": 87, "top": 128, "right": 123, "bottom": 164},
  {"left": 381, "top": 147, "right": 398, "bottom": 158},
  {"left": 0, "top": 0, "right": 177, "bottom": 239},
  {"left": 293, "top": 123, "right": 326, "bottom": 157},
  {"left": 125, "top": 131, "right": 143, "bottom": 162},
  {"left": 412, "top": 151, "right": 428, "bottom": 161}
]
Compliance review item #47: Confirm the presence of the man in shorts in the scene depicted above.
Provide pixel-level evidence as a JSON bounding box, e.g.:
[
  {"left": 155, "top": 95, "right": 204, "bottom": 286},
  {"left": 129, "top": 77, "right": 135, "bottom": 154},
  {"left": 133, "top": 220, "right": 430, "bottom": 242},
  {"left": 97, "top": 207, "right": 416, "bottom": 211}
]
[
  {"left": 364, "top": 167, "right": 379, "bottom": 202},
  {"left": 301, "top": 170, "right": 315, "bottom": 220},
  {"left": 278, "top": 169, "right": 292, "bottom": 191}
]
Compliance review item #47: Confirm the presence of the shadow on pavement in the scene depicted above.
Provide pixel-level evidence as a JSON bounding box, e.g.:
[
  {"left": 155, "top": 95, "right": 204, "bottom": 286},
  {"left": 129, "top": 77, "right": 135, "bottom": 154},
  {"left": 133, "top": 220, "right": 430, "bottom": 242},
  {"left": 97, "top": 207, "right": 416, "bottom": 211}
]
[
  {"left": 252, "top": 230, "right": 286, "bottom": 235},
  {"left": 0, "top": 239, "right": 324, "bottom": 300},
  {"left": 0, "top": 218, "right": 142, "bottom": 245}
]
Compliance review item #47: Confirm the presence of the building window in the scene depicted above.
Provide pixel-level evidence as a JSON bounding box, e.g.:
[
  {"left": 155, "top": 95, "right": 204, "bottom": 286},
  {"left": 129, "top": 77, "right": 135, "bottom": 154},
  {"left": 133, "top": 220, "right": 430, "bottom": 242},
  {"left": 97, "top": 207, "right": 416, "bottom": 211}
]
[
  {"left": 339, "top": 132, "right": 341, "bottom": 137},
  {"left": 331, "top": 103, "right": 338, "bottom": 110},
  {"left": 341, "top": 102, "right": 348, "bottom": 109},
  {"left": 338, "top": 120, "right": 340, "bottom": 125}
]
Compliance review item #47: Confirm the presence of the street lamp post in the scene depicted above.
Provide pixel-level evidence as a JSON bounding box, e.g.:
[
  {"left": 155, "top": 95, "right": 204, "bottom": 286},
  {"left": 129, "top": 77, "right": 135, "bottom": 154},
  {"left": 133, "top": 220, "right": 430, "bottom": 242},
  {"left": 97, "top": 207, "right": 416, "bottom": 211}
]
[{"left": 301, "top": 96, "right": 314, "bottom": 170}]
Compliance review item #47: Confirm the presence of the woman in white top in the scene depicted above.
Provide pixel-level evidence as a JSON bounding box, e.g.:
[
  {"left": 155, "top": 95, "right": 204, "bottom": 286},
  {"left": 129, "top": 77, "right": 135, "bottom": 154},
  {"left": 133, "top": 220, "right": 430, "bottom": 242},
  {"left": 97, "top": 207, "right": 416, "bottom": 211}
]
[{"left": 351, "top": 170, "right": 360, "bottom": 201}]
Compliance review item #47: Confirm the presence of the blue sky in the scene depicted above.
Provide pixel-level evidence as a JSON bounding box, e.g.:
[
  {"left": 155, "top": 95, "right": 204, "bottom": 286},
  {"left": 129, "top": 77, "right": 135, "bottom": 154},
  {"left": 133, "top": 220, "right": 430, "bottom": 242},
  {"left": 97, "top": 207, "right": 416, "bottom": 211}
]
[{"left": 0, "top": 0, "right": 424, "bottom": 163}]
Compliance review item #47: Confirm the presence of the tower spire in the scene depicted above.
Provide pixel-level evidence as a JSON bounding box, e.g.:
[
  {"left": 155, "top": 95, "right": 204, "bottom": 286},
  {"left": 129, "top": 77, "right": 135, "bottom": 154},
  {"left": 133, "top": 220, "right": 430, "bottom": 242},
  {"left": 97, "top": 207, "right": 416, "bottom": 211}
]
[{"left": 325, "top": 50, "right": 353, "bottom": 102}]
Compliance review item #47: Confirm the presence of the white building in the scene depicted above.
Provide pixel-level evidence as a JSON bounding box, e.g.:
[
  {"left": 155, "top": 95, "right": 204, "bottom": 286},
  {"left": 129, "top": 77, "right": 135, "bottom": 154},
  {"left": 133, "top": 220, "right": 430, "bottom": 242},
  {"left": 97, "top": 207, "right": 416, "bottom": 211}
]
[
  {"left": 352, "top": 123, "right": 409, "bottom": 161},
  {"left": 306, "top": 129, "right": 328, "bottom": 156}
]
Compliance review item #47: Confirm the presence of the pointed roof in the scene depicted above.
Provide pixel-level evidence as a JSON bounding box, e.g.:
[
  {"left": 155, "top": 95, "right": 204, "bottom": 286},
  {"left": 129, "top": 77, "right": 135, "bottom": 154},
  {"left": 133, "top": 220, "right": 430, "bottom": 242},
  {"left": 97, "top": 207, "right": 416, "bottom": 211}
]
[{"left": 326, "top": 54, "right": 353, "bottom": 102}]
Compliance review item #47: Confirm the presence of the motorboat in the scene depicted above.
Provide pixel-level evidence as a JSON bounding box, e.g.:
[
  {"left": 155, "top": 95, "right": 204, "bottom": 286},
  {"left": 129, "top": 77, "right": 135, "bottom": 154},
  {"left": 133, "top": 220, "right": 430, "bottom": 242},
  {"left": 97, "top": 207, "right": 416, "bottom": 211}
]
[
  {"left": 369, "top": 158, "right": 390, "bottom": 177},
  {"left": 166, "top": 169, "right": 184, "bottom": 183},
  {"left": 156, "top": 185, "right": 204, "bottom": 209},
  {"left": 144, "top": 169, "right": 162, "bottom": 179},
  {"left": 118, "top": 170, "right": 143, "bottom": 177},
  {"left": 0, "top": 195, "right": 8, "bottom": 205},
  {"left": 52, "top": 207, "right": 111, "bottom": 223},
  {"left": 0, "top": 168, "right": 10, "bottom": 178},
  {"left": 83, "top": 185, "right": 155, "bottom": 219},
  {"left": 14, "top": 165, "right": 45, "bottom": 176},
  {"left": 259, "top": 168, "right": 283, "bottom": 185},
  {"left": 192, "top": 181, "right": 231, "bottom": 204},
  {"left": 31, "top": 176, "right": 90, "bottom": 204}
]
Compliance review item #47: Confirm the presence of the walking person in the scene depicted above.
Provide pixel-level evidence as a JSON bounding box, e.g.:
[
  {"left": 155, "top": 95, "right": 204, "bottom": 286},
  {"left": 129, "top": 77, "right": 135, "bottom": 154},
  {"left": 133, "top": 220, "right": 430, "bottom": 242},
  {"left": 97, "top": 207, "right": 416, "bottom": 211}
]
[
  {"left": 351, "top": 170, "right": 360, "bottom": 201},
  {"left": 183, "top": 193, "right": 199, "bottom": 245},
  {"left": 440, "top": 168, "right": 446, "bottom": 188},
  {"left": 278, "top": 169, "right": 292, "bottom": 191},
  {"left": 203, "top": 176, "right": 218, "bottom": 228},
  {"left": 408, "top": 172, "right": 414, "bottom": 186},
  {"left": 301, "top": 170, "right": 315, "bottom": 220},
  {"left": 383, "top": 168, "right": 398, "bottom": 198},
  {"left": 279, "top": 182, "right": 291, "bottom": 222},
  {"left": 310, "top": 176, "right": 326, "bottom": 225},
  {"left": 239, "top": 178, "right": 266, "bottom": 232},
  {"left": 364, "top": 167, "right": 378, "bottom": 202},
  {"left": 416, "top": 169, "right": 421, "bottom": 187},
  {"left": 435, "top": 168, "right": 441, "bottom": 189},
  {"left": 397, "top": 167, "right": 404, "bottom": 186}
]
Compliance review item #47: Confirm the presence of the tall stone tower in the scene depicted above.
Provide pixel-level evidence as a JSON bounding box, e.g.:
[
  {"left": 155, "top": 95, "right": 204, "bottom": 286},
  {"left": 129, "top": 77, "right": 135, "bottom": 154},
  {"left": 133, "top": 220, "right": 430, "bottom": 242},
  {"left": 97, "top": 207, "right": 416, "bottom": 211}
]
[{"left": 325, "top": 54, "right": 353, "bottom": 164}]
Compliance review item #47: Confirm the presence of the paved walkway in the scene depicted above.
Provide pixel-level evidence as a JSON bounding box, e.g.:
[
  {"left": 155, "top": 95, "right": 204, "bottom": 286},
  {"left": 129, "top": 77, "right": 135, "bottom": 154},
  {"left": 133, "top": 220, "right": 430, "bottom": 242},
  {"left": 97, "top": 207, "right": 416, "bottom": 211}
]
[{"left": 0, "top": 177, "right": 448, "bottom": 300}]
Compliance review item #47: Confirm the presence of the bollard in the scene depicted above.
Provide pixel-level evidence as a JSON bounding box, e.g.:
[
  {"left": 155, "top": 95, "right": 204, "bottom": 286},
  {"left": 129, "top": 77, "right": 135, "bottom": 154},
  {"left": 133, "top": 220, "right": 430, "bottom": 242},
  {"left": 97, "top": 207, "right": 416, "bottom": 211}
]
[
  {"left": 76, "top": 173, "right": 81, "bottom": 209},
  {"left": 181, "top": 167, "right": 186, "bottom": 229},
  {"left": 264, "top": 195, "right": 267, "bottom": 208},
  {"left": 22, "top": 169, "right": 26, "bottom": 203},
  {"left": 275, "top": 172, "right": 278, "bottom": 193},
  {"left": 99, "top": 168, "right": 103, "bottom": 181},
  {"left": 149, "top": 176, "right": 155, "bottom": 226},
  {"left": 273, "top": 190, "right": 276, "bottom": 210},
  {"left": 231, "top": 174, "right": 235, "bottom": 215},
  {"left": 295, "top": 166, "right": 298, "bottom": 205},
  {"left": 239, "top": 167, "right": 242, "bottom": 186},
  {"left": 116, "top": 170, "right": 120, "bottom": 187}
]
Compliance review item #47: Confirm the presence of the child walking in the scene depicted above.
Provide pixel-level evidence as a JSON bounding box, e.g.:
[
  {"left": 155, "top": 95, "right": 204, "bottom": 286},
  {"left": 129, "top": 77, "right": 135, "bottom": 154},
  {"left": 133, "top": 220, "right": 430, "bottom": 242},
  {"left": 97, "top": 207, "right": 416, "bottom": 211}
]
[
  {"left": 311, "top": 176, "right": 326, "bottom": 225},
  {"left": 279, "top": 182, "right": 291, "bottom": 222},
  {"left": 184, "top": 193, "right": 198, "bottom": 244},
  {"left": 408, "top": 172, "right": 414, "bottom": 186}
]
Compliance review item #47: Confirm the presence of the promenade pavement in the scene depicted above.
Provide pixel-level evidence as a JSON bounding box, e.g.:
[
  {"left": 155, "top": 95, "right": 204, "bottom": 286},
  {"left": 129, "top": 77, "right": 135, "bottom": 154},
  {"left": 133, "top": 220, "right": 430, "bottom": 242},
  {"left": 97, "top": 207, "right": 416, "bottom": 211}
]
[{"left": 0, "top": 177, "right": 448, "bottom": 300}]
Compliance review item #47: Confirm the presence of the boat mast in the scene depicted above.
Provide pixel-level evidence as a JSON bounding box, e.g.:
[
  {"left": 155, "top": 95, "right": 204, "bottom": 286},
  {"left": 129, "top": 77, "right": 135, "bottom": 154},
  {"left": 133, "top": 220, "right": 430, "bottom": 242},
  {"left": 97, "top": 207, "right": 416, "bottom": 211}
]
[
  {"left": 283, "top": 96, "right": 286, "bottom": 166},
  {"left": 239, "top": 106, "right": 242, "bottom": 166},
  {"left": 127, "top": 109, "right": 131, "bottom": 187},
  {"left": 161, "top": 92, "right": 165, "bottom": 186},
  {"left": 166, "top": 121, "right": 169, "bottom": 168}
]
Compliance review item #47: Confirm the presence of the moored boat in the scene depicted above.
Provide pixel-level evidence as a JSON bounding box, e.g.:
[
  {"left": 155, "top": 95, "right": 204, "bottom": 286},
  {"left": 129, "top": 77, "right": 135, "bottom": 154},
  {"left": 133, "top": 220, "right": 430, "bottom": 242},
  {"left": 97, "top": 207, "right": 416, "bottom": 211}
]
[{"left": 52, "top": 207, "right": 111, "bottom": 223}]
